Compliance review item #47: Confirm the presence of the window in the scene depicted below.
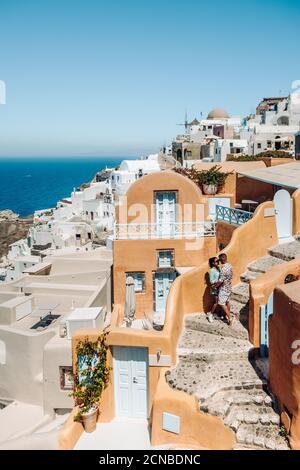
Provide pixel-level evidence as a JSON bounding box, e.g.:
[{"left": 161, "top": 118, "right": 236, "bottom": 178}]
[
  {"left": 59, "top": 366, "right": 74, "bottom": 391},
  {"left": 126, "top": 272, "right": 145, "bottom": 293},
  {"left": 157, "top": 250, "right": 174, "bottom": 268},
  {"left": 257, "top": 143, "right": 262, "bottom": 149},
  {"left": 87, "top": 232, "right": 92, "bottom": 240},
  {"left": 267, "top": 140, "right": 272, "bottom": 148}
]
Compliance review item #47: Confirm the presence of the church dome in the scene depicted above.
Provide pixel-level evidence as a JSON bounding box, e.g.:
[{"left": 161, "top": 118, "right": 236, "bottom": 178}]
[{"left": 207, "top": 108, "right": 230, "bottom": 119}]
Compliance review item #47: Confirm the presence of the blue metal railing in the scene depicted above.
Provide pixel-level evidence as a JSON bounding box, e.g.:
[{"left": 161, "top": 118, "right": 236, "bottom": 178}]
[{"left": 216, "top": 205, "right": 253, "bottom": 226}]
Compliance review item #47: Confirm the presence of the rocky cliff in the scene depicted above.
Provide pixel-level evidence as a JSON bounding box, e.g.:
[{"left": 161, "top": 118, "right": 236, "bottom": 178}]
[{"left": 0, "top": 210, "right": 33, "bottom": 258}]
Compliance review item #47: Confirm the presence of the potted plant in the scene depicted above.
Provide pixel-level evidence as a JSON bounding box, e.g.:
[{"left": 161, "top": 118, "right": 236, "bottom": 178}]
[
  {"left": 197, "top": 165, "right": 232, "bottom": 195},
  {"left": 72, "top": 332, "right": 110, "bottom": 433}
]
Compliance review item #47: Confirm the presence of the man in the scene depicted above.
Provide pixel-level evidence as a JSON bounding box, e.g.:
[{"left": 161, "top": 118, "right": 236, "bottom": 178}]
[{"left": 216, "top": 253, "right": 233, "bottom": 326}]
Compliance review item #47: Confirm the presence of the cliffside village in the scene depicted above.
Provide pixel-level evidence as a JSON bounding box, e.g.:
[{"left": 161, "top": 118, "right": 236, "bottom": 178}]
[{"left": 1, "top": 93, "right": 300, "bottom": 450}]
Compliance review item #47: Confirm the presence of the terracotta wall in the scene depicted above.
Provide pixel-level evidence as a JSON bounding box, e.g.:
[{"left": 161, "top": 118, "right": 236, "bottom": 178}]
[
  {"left": 113, "top": 237, "right": 217, "bottom": 317},
  {"left": 249, "top": 258, "right": 300, "bottom": 347},
  {"left": 117, "top": 170, "right": 205, "bottom": 225},
  {"left": 263, "top": 157, "right": 294, "bottom": 167},
  {"left": 292, "top": 188, "right": 300, "bottom": 235},
  {"left": 216, "top": 220, "right": 237, "bottom": 250},
  {"left": 269, "top": 283, "right": 300, "bottom": 450},
  {"left": 151, "top": 370, "right": 235, "bottom": 450}
]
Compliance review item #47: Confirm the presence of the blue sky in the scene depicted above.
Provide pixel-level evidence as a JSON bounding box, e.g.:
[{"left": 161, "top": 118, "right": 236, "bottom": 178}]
[{"left": 0, "top": 0, "right": 299, "bottom": 157}]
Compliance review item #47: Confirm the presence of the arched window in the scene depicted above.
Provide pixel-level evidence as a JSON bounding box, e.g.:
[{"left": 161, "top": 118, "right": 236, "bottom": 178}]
[{"left": 277, "top": 116, "right": 289, "bottom": 126}]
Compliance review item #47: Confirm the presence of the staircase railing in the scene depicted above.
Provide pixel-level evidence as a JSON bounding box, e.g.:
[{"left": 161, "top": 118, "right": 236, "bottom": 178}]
[{"left": 216, "top": 205, "right": 253, "bottom": 226}]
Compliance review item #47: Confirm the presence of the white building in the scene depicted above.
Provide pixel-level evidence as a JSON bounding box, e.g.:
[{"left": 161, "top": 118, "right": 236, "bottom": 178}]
[
  {"left": 110, "top": 155, "right": 161, "bottom": 194},
  {"left": 0, "top": 247, "right": 112, "bottom": 448},
  {"left": 214, "top": 138, "right": 248, "bottom": 162},
  {"left": 244, "top": 95, "right": 300, "bottom": 155}
]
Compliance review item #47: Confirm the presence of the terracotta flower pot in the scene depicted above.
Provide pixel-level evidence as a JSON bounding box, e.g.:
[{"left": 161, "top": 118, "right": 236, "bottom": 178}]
[
  {"left": 81, "top": 407, "right": 99, "bottom": 433},
  {"left": 202, "top": 184, "right": 218, "bottom": 195}
]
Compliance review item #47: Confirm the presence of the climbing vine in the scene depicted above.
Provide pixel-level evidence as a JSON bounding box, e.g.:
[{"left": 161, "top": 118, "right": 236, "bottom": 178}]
[{"left": 72, "top": 331, "right": 110, "bottom": 421}]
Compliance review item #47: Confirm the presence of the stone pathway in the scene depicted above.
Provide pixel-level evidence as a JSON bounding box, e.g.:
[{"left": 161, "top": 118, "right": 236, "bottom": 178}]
[{"left": 165, "top": 237, "right": 300, "bottom": 450}]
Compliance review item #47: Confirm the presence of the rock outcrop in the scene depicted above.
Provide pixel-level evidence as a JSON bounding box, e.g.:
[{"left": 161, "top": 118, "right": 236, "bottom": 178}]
[{"left": 0, "top": 210, "right": 33, "bottom": 258}]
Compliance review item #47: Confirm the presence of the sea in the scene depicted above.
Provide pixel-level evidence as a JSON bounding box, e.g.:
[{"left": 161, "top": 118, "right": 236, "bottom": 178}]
[{"left": 0, "top": 157, "right": 133, "bottom": 217}]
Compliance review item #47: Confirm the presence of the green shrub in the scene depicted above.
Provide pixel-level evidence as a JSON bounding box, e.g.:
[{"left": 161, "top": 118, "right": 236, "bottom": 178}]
[
  {"left": 72, "top": 332, "right": 110, "bottom": 421},
  {"left": 175, "top": 165, "right": 232, "bottom": 188}
]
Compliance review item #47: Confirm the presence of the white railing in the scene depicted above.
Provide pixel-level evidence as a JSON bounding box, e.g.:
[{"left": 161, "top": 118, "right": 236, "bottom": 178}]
[{"left": 114, "top": 222, "right": 216, "bottom": 240}]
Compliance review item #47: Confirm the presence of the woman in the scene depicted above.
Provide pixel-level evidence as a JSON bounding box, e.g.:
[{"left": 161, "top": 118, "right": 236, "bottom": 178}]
[{"left": 207, "top": 257, "right": 220, "bottom": 323}]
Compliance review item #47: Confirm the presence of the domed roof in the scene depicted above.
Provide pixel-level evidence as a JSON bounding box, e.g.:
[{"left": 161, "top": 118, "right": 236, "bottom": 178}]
[{"left": 207, "top": 108, "right": 230, "bottom": 119}]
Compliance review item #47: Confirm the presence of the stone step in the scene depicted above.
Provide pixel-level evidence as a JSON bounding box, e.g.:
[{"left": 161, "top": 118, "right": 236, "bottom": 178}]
[
  {"left": 233, "top": 444, "right": 265, "bottom": 450},
  {"left": 201, "top": 389, "right": 274, "bottom": 417},
  {"left": 224, "top": 404, "right": 280, "bottom": 431},
  {"left": 184, "top": 314, "right": 249, "bottom": 341},
  {"left": 231, "top": 282, "right": 250, "bottom": 304},
  {"left": 230, "top": 299, "right": 249, "bottom": 318},
  {"left": 166, "top": 358, "right": 266, "bottom": 402},
  {"left": 178, "top": 329, "right": 252, "bottom": 363},
  {"left": 240, "top": 270, "right": 261, "bottom": 284},
  {"left": 247, "top": 255, "right": 285, "bottom": 274},
  {"left": 268, "top": 240, "right": 300, "bottom": 261},
  {"left": 236, "top": 423, "right": 289, "bottom": 450}
]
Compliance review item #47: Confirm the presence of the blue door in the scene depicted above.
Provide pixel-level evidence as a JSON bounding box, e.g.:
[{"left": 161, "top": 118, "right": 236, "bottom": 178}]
[
  {"left": 113, "top": 346, "right": 149, "bottom": 419},
  {"left": 260, "top": 292, "right": 274, "bottom": 357},
  {"left": 155, "top": 272, "right": 177, "bottom": 313},
  {"left": 155, "top": 191, "right": 176, "bottom": 237}
]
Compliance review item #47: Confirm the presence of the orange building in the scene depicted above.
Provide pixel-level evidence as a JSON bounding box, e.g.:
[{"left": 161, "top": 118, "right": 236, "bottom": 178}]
[
  {"left": 60, "top": 161, "right": 300, "bottom": 451},
  {"left": 113, "top": 170, "right": 227, "bottom": 323}
]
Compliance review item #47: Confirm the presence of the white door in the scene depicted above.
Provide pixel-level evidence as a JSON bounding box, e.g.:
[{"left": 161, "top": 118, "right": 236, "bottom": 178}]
[
  {"left": 208, "top": 197, "right": 231, "bottom": 220},
  {"left": 113, "top": 346, "right": 148, "bottom": 419},
  {"left": 155, "top": 191, "right": 176, "bottom": 237},
  {"left": 274, "top": 189, "right": 292, "bottom": 240},
  {"left": 155, "top": 272, "right": 177, "bottom": 313}
]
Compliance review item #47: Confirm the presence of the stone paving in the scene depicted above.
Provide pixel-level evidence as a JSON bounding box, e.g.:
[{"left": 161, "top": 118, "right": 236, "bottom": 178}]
[
  {"left": 268, "top": 240, "right": 300, "bottom": 261},
  {"left": 165, "top": 238, "right": 300, "bottom": 450}
]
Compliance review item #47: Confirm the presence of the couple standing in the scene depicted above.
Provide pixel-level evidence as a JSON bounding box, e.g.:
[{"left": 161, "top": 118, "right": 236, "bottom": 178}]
[{"left": 207, "top": 253, "right": 233, "bottom": 326}]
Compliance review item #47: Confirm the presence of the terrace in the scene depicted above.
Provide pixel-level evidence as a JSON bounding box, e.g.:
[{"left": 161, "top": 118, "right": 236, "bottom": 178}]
[{"left": 113, "top": 221, "right": 216, "bottom": 240}]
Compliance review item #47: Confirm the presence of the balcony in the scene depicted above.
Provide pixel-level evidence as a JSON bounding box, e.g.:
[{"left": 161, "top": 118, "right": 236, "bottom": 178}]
[
  {"left": 114, "top": 222, "right": 216, "bottom": 240},
  {"left": 216, "top": 205, "right": 253, "bottom": 226}
]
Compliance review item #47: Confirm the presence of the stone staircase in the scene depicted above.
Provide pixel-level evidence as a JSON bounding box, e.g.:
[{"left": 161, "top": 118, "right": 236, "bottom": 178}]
[{"left": 165, "top": 237, "right": 300, "bottom": 450}]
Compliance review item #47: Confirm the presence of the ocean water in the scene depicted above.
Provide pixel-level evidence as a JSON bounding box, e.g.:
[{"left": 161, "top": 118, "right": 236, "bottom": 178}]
[{"left": 0, "top": 157, "right": 131, "bottom": 217}]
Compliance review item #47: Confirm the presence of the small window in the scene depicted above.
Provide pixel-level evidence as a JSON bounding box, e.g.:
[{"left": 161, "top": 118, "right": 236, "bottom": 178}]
[
  {"left": 87, "top": 232, "right": 92, "bottom": 240},
  {"left": 267, "top": 140, "right": 272, "bottom": 148},
  {"left": 257, "top": 143, "right": 262, "bottom": 149},
  {"left": 126, "top": 272, "right": 145, "bottom": 293},
  {"left": 59, "top": 366, "right": 74, "bottom": 391},
  {"left": 157, "top": 250, "right": 174, "bottom": 268}
]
